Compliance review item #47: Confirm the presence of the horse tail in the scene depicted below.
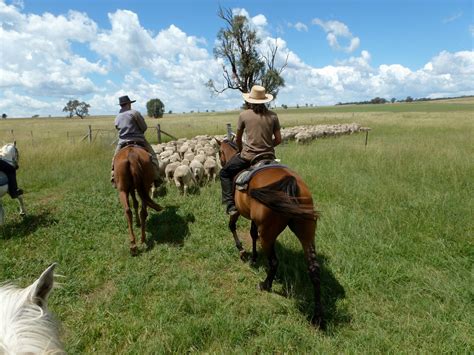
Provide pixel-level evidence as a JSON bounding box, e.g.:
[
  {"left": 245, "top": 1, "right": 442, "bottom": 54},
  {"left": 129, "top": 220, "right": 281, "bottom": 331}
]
[
  {"left": 128, "top": 149, "right": 163, "bottom": 212},
  {"left": 249, "top": 175, "right": 317, "bottom": 221}
]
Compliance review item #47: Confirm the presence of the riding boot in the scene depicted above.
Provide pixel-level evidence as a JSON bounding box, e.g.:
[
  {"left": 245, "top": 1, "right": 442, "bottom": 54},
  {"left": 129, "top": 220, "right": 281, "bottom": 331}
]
[{"left": 220, "top": 176, "right": 237, "bottom": 215}]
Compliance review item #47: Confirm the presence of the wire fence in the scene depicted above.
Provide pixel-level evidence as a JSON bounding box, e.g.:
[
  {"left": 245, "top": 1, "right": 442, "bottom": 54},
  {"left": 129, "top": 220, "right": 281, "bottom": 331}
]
[{"left": 0, "top": 124, "right": 178, "bottom": 146}]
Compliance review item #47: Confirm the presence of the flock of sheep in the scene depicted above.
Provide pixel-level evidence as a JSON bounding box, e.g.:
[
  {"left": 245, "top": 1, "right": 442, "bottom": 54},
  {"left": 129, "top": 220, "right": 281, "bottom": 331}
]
[
  {"left": 151, "top": 123, "right": 370, "bottom": 194},
  {"left": 151, "top": 135, "right": 221, "bottom": 195},
  {"left": 283, "top": 122, "right": 370, "bottom": 144}
]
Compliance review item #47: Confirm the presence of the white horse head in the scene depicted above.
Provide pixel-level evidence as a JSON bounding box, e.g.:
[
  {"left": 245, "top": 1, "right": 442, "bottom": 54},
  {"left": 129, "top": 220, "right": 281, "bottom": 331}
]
[
  {"left": 0, "top": 142, "right": 19, "bottom": 169},
  {"left": 0, "top": 263, "right": 65, "bottom": 354}
]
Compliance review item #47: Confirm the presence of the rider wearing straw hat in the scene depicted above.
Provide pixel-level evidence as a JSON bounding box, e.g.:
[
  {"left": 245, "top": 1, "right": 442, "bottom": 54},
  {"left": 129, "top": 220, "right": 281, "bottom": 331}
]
[{"left": 220, "top": 85, "right": 282, "bottom": 215}]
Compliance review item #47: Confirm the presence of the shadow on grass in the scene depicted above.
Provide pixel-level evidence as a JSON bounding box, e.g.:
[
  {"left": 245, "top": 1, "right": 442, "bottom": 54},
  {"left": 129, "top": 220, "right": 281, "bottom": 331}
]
[
  {"left": 251, "top": 244, "right": 349, "bottom": 332},
  {"left": 145, "top": 205, "right": 195, "bottom": 249},
  {"left": 0, "top": 209, "right": 58, "bottom": 240}
]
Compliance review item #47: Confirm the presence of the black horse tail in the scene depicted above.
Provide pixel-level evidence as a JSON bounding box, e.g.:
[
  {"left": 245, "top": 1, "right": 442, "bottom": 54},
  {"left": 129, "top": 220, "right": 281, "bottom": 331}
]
[
  {"left": 129, "top": 149, "right": 163, "bottom": 212},
  {"left": 249, "top": 175, "right": 317, "bottom": 221}
]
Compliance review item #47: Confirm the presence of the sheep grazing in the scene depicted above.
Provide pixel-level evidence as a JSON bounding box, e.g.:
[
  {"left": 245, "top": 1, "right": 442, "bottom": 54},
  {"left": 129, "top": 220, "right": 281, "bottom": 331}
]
[{"left": 173, "top": 165, "right": 196, "bottom": 195}]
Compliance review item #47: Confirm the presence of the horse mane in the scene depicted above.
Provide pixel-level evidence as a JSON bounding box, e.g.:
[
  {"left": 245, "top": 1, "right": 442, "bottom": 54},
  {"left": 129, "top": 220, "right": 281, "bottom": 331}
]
[{"left": 0, "top": 283, "right": 63, "bottom": 354}]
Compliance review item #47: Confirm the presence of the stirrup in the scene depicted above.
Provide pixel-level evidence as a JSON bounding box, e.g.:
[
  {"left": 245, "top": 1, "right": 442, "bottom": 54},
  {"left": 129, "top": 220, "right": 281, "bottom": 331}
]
[{"left": 227, "top": 205, "right": 238, "bottom": 216}]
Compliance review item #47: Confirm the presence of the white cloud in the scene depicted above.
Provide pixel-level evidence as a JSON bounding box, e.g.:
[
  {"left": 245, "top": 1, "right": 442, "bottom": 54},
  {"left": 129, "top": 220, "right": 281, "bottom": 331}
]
[
  {"left": 0, "top": 4, "right": 472, "bottom": 117},
  {"left": 442, "top": 11, "right": 462, "bottom": 23},
  {"left": 277, "top": 50, "right": 474, "bottom": 106},
  {"left": 0, "top": 0, "right": 105, "bottom": 100},
  {"left": 293, "top": 22, "right": 308, "bottom": 32},
  {"left": 312, "top": 18, "right": 360, "bottom": 53}
]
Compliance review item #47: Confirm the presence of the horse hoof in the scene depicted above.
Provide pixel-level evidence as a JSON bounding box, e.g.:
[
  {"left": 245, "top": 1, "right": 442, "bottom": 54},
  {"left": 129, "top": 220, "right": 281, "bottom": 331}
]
[
  {"left": 258, "top": 282, "right": 271, "bottom": 292},
  {"left": 239, "top": 250, "right": 246, "bottom": 261},
  {"left": 20, "top": 212, "right": 26, "bottom": 217},
  {"left": 130, "top": 246, "right": 138, "bottom": 256}
]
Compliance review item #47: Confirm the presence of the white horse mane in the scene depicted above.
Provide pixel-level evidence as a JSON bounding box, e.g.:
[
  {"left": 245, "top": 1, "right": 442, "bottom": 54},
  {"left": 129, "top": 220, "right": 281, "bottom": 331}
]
[
  {"left": 0, "top": 264, "right": 64, "bottom": 354},
  {"left": 0, "top": 143, "right": 17, "bottom": 165}
]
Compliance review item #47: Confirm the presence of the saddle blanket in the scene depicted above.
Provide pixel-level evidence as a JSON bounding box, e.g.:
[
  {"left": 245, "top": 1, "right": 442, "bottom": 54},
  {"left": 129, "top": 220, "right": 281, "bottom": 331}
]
[
  {"left": 0, "top": 172, "right": 8, "bottom": 187},
  {"left": 235, "top": 160, "right": 285, "bottom": 191}
]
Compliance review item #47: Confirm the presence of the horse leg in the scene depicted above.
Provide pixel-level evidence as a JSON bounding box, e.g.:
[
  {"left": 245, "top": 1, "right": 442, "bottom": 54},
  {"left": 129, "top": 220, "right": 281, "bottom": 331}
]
[
  {"left": 139, "top": 201, "right": 148, "bottom": 245},
  {"left": 258, "top": 221, "right": 286, "bottom": 291},
  {"left": 259, "top": 239, "right": 278, "bottom": 292},
  {"left": 289, "top": 219, "right": 324, "bottom": 328},
  {"left": 229, "top": 213, "right": 245, "bottom": 260},
  {"left": 119, "top": 190, "right": 137, "bottom": 255},
  {"left": 250, "top": 221, "right": 258, "bottom": 265},
  {"left": 17, "top": 195, "right": 26, "bottom": 216},
  {"left": 131, "top": 191, "right": 140, "bottom": 227}
]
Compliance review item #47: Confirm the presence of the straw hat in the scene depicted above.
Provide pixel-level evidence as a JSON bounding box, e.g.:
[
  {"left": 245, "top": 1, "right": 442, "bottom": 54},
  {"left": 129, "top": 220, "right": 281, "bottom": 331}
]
[{"left": 242, "top": 85, "right": 273, "bottom": 104}]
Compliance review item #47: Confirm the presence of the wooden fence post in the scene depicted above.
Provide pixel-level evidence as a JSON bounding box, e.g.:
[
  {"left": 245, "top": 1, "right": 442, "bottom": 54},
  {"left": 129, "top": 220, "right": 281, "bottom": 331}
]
[
  {"left": 365, "top": 130, "right": 369, "bottom": 148},
  {"left": 157, "top": 124, "right": 162, "bottom": 143},
  {"left": 88, "top": 125, "right": 92, "bottom": 144},
  {"left": 226, "top": 123, "right": 232, "bottom": 140}
]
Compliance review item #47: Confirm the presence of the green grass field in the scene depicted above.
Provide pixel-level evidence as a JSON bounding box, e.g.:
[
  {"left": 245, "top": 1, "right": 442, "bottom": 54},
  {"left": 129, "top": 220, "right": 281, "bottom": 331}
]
[{"left": 0, "top": 100, "right": 472, "bottom": 353}]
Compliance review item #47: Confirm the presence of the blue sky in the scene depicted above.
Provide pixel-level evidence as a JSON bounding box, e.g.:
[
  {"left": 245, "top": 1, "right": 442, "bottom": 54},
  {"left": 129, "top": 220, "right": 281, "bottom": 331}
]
[{"left": 0, "top": 0, "right": 472, "bottom": 117}]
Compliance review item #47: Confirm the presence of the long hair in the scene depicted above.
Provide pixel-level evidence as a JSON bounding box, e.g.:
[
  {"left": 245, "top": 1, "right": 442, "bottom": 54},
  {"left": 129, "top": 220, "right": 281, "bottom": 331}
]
[{"left": 250, "top": 103, "right": 269, "bottom": 115}]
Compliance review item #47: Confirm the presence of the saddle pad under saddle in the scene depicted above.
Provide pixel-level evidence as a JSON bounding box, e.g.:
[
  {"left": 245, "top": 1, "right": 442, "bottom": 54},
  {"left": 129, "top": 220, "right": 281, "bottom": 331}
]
[
  {"left": 235, "top": 160, "right": 286, "bottom": 191},
  {"left": 0, "top": 172, "right": 8, "bottom": 187}
]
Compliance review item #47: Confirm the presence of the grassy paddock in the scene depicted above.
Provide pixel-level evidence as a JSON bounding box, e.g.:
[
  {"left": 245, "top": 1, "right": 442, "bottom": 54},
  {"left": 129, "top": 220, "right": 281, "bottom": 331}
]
[{"left": 0, "top": 101, "right": 472, "bottom": 353}]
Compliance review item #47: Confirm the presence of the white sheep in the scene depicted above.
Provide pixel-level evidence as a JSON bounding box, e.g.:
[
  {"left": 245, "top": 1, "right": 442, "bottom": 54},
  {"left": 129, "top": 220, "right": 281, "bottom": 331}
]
[
  {"left": 189, "top": 159, "right": 205, "bottom": 186},
  {"left": 165, "top": 161, "right": 181, "bottom": 182},
  {"left": 203, "top": 157, "right": 218, "bottom": 183},
  {"left": 173, "top": 165, "right": 196, "bottom": 195},
  {"left": 194, "top": 153, "right": 207, "bottom": 164}
]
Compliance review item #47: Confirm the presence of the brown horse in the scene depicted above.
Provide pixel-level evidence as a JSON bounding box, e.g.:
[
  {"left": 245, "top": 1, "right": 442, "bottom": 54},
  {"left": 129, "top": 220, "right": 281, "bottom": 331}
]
[
  {"left": 114, "top": 145, "right": 163, "bottom": 255},
  {"left": 217, "top": 139, "right": 324, "bottom": 327}
]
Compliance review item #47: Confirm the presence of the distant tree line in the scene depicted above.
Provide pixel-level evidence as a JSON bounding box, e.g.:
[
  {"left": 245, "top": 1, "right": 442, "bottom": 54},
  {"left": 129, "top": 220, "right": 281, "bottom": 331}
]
[{"left": 336, "top": 95, "right": 473, "bottom": 106}]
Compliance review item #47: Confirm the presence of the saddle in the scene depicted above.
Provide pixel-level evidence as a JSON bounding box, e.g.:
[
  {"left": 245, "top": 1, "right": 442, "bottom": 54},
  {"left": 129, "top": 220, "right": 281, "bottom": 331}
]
[
  {"left": 0, "top": 172, "right": 8, "bottom": 187},
  {"left": 119, "top": 141, "right": 147, "bottom": 150},
  {"left": 235, "top": 153, "right": 284, "bottom": 191}
]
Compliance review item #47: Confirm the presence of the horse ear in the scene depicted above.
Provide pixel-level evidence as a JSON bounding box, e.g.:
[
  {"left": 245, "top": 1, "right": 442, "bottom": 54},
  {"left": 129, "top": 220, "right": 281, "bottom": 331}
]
[
  {"left": 13, "top": 140, "right": 16, "bottom": 146},
  {"left": 215, "top": 139, "right": 221, "bottom": 146},
  {"left": 29, "top": 263, "right": 57, "bottom": 308}
]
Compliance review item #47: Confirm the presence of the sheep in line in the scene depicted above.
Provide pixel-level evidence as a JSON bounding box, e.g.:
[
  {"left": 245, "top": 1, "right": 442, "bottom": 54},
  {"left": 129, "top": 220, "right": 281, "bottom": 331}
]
[{"left": 281, "top": 123, "right": 370, "bottom": 144}]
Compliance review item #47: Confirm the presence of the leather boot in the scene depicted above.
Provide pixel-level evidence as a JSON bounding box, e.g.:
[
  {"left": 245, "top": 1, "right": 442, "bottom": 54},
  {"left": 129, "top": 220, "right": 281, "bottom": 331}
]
[{"left": 220, "top": 177, "right": 237, "bottom": 215}]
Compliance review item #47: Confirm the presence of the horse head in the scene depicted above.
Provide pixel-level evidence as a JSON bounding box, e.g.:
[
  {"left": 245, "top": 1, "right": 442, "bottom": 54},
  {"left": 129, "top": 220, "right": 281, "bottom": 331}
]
[
  {"left": 216, "top": 139, "right": 238, "bottom": 167},
  {"left": 0, "top": 142, "right": 19, "bottom": 169},
  {"left": 0, "top": 263, "right": 64, "bottom": 354}
]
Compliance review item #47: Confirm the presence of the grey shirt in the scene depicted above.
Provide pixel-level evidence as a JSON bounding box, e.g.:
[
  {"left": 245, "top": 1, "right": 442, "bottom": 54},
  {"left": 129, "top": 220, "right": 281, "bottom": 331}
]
[{"left": 115, "top": 108, "right": 147, "bottom": 145}]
